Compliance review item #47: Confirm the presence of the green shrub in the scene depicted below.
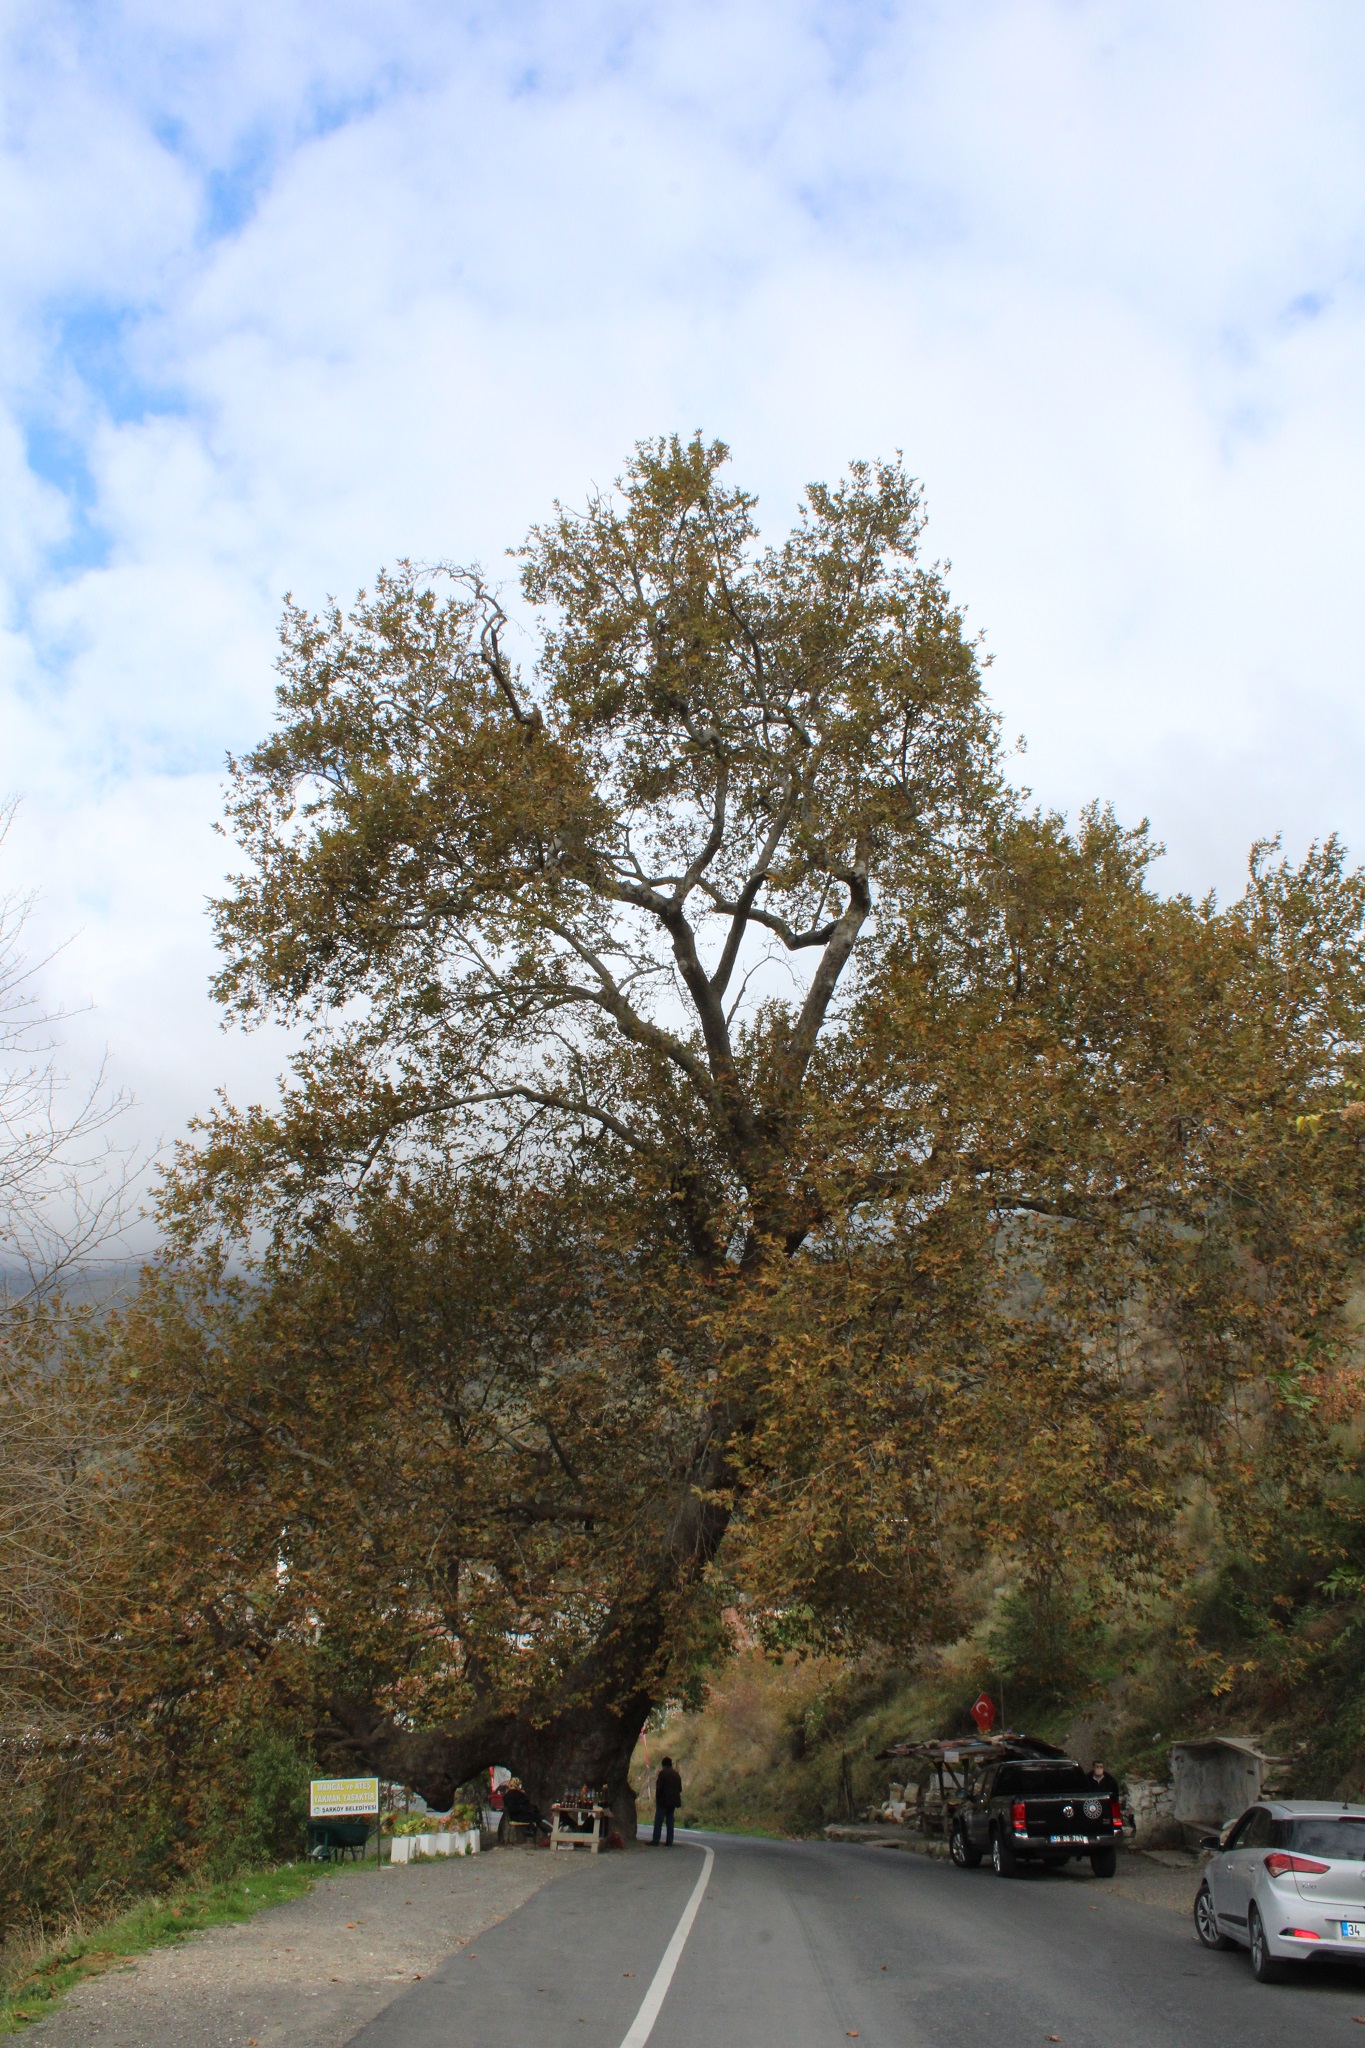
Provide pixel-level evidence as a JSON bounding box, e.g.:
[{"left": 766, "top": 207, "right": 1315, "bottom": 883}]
[
  {"left": 241, "top": 1730, "right": 314, "bottom": 1864},
  {"left": 986, "top": 1582, "right": 1108, "bottom": 1719}
]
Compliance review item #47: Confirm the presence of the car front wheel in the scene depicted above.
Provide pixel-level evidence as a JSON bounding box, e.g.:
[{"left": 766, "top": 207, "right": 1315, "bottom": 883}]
[
  {"left": 1248, "top": 1905, "right": 1291, "bottom": 1984},
  {"left": 950, "top": 1821, "right": 982, "bottom": 1869},
  {"left": 1194, "top": 1882, "right": 1234, "bottom": 1950}
]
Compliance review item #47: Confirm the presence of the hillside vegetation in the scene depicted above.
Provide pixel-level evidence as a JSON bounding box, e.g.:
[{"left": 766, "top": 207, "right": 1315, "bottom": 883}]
[{"left": 652, "top": 1538, "right": 1365, "bottom": 1835}]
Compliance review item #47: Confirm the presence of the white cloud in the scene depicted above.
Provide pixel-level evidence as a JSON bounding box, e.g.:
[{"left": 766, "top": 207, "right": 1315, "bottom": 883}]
[{"left": 2, "top": 0, "right": 1364, "bottom": 1174}]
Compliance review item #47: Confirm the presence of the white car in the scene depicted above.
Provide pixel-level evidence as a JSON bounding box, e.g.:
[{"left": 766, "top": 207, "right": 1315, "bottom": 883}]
[{"left": 1195, "top": 1800, "right": 1365, "bottom": 1982}]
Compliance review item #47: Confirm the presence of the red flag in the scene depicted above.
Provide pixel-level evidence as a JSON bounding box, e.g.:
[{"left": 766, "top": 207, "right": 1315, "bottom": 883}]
[{"left": 970, "top": 1693, "right": 997, "bottom": 1733}]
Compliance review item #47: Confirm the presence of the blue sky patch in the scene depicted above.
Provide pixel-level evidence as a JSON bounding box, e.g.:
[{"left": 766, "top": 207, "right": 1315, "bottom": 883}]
[{"left": 23, "top": 420, "right": 109, "bottom": 576}]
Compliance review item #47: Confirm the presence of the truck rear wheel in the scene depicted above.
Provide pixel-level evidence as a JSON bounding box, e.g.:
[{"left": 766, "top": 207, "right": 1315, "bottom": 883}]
[
  {"left": 991, "top": 1827, "right": 1020, "bottom": 1877},
  {"left": 950, "top": 1820, "right": 982, "bottom": 1869},
  {"left": 1090, "top": 1845, "right": 1117, "bottom": 1878}
]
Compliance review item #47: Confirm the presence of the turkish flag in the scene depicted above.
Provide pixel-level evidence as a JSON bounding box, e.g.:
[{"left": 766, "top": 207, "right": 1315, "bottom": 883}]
[{"left": 970, "top": 1693, "right": 997, "bottom": 1733}]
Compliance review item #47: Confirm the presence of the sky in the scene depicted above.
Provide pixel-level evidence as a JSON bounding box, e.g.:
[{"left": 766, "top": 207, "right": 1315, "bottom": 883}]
[{"left": 2, "top": 0, "right": 1364, "bottom": 1186}]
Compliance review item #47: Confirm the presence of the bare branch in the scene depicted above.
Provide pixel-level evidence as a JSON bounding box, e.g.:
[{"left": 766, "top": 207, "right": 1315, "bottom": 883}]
[
  {"left": 0, "top": 799, "right": 142, "bottom": 1316},
  {"left": 472, "top": 583, "right": 543, "bottom": 737},
  {"left": 458, "top": 1085, "right": 650, "bottom": 1152}
]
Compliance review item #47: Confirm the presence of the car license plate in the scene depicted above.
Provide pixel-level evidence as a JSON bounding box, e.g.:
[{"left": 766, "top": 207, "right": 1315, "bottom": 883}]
[
  {"left": 1050, "top": 1834, "right": 1087, "bottom": 1844},
  {"left": 1340, "top": 1922, "right": 1365, "bottom": 1940}
]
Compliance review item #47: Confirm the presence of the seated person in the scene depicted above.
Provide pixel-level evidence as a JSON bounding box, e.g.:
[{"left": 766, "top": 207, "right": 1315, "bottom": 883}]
[{"left": 501, "top": 1778, "right": 549, "bottom": 1833}]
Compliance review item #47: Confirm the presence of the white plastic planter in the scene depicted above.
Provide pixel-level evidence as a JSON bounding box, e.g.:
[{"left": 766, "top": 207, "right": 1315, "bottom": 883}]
[{"left": 389, "top": 1828, "right": 481, "bottom": 1864}]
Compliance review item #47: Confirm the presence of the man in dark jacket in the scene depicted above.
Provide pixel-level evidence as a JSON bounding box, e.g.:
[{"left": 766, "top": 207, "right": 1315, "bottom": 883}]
[{"left": 652, "top": 1758, "right": 683, "bottom": 1845}]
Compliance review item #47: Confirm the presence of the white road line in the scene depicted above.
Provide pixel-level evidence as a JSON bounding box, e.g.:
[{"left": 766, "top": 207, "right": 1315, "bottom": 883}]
[{"left": 618, "top": 1839, "right": 716, "bottom": 2048}]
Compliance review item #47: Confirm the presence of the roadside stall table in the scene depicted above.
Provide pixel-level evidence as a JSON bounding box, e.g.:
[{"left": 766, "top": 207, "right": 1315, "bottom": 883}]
[{"left": 549, "top": 1796, "right": 610, "bottom": 1853}]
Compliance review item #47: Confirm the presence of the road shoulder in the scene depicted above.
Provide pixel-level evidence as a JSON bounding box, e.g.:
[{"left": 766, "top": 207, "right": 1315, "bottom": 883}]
[{"left": 23, "top": 1848, "right": 569, "bottom": 2048}]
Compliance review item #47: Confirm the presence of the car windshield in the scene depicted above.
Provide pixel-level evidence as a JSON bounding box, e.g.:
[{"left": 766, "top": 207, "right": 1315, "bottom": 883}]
[
  {"left": 1287, "top": 1817, "right": 1365, "bottom": 1858},
  {"left": 996, "top": 1766, "right": 1092, "bottom": 1796}
]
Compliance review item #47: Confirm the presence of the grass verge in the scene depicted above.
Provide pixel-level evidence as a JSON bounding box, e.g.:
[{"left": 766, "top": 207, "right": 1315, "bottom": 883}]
[
  {"left": 675, "top": 1818, "right": 805, "bottom": 1841},
  {"left": 0, "top": 1862, "right": 316, "bottom": 2035}
]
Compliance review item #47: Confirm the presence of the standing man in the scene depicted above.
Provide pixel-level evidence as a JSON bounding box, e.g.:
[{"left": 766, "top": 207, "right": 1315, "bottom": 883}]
[
  {"left": 652, "top": 1756, "right": 683, "bottom": 1845},
  {"left": 1089, "top": 1760, "right": 1120, "bottom": 1798}
]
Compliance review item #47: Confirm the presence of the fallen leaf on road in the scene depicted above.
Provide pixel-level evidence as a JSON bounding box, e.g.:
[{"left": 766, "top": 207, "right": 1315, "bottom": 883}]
[
  {"left": 847, "top": 2032, "right": 859, "bottom": 2038},
  {"left": 623, "top": 1971, "right": 635, "bottom": 1977}
]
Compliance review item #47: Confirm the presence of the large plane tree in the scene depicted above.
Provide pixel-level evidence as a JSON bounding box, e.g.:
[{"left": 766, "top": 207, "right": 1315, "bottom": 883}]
[
  {"left": 157, "top": 437, "right": 1365, "bottom": 1830},
  {"left": 167, "top": 438, "right": 1010, "bottom": 1818}
]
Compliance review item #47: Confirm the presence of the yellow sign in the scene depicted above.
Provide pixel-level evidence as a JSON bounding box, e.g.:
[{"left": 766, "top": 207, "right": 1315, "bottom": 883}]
[{"left": 310, "top": 1776, "right": 380, "bottom": 1818}]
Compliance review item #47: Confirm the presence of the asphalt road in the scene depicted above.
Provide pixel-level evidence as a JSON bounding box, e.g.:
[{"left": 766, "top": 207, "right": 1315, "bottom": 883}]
[{"left": 349, "top": 1830, "right": 1365, "bottom": 2048}]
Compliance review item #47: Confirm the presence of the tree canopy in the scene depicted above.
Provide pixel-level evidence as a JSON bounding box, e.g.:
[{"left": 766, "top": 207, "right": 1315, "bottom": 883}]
[{"left": 132, "top": 436, "right": 1365, "bottom": 1826}]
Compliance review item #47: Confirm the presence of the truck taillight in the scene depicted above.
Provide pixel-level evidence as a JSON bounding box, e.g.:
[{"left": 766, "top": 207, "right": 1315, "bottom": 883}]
[
  {"left": 1110, "top": 1798, "right": 1123, "bottom": 1828},
  {"left": 1012, "top": 1800, "right": 1026, "bottom": 1832},
  {"left": 1264, "top": 1852, "right": 1330, "bottom": 1877}
]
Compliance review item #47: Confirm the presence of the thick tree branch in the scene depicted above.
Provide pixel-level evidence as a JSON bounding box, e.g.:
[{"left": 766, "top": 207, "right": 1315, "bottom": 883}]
[
  {"left": 677, "top": 757, "right": 729, "bottom": 900},
  {"left": 697, "top": 882, "right": 838, "bottom": 955},
  {"left": 783, "top": 857, "right": 872, "bottom": 1087},
  {"left": 706, "top": 779, "right": 801, "bottom": 999},
  {"left": 538, "top": 919, "right": 726, "bottom": 1109}
]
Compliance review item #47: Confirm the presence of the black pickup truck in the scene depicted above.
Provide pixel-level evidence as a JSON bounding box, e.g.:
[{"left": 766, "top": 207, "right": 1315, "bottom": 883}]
[{"left": 950, "top": 1758, "right": 1122, "bottom": 1878}]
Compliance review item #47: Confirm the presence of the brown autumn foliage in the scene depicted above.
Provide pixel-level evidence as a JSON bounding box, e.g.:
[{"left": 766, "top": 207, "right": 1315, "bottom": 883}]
[
  {"left": 7, "top": 439, "right": 1364, "bottom": 1913},
  {"left": 0, "top": 1313, "right": 141, "bottom": 1739},
  {"left": 121, "top": 438, "right": 1364, "bottom": 1832}
]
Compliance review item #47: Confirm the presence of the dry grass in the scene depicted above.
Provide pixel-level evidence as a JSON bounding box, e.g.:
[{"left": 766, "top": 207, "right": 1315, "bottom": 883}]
[{"left": 635, "top": 1649, "right": 945, "bottom": 1836}]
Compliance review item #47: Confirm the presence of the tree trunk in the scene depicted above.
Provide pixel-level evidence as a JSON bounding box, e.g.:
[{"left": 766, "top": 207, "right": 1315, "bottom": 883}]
[
  {"left": 327, "top": 1686, "right": 649, "bottom": 1842},
  {"left": 508, "top": 1694, "right": 649, "bottom": 1844},
  {"left": 324, "top": 1444, "right": 733, "bottom": 1843}
]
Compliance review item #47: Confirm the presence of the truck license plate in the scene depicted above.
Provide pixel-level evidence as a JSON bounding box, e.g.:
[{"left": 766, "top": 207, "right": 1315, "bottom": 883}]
[
  {"left": 1340, "top": 1922, "right": 1365, "bottom": 1940},
  {"left": 1049, "top": 1834, "right": 1087, "bottom": 1844}
]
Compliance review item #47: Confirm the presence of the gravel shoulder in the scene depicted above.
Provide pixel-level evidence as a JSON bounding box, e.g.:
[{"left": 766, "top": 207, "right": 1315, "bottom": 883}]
[{"left": 24, "top": 1847, "right": 570, "bottom": 2048}]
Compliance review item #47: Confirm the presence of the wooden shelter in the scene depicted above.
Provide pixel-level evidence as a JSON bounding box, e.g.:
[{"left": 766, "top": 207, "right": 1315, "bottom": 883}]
[{"left": 874, "top": 1733, "right": 1070, "bottom": 1836}]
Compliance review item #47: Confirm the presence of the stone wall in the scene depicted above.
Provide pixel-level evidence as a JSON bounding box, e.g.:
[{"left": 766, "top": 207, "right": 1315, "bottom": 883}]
[{"left": 1123, "top": 1776, "right": 1179, "bottom": 1849}]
